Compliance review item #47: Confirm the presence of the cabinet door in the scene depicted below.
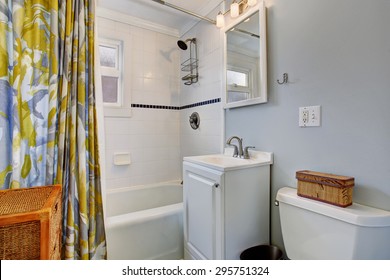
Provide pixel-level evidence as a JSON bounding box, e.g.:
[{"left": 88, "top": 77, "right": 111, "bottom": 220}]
[{"left": 183, "top": 163, "right": 223, "bottom": 260}]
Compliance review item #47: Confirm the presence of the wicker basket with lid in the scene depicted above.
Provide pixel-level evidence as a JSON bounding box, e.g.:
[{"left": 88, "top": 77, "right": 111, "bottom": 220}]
[
  {"left": 296, "top": 170, "right": 354, "bottom": 207},
  {"left": 0, "top": 185, "right": 62, "bottom": 260}
]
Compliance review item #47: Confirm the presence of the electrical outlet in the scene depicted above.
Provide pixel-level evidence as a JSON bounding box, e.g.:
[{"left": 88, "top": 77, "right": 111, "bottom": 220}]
[
  {"left": 299, "top": 106, "right": 321, "bottom": 127},
  {"left": 302, "top": 109, "right": 309, "bottom": 124}
]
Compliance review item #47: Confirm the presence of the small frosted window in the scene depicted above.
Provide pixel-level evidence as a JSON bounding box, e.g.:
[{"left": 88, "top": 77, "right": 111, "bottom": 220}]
[
  {"left": 99, "top": 39, "right": 122, "bottom": 107},
  {"left": 99, "top": 45, "right": 117, "bottom": 68},
  {"left": 102, "top": 76, "right": 119, "bottom": 103},
  {"left": 99, "top": 36, "right": 129, "bottom": 116},
  {"left": 227, "top": 70, "right": 248, "bottom": 87},
  {"left": 228, "top": 91, "right": 249, "bottom": 103}
]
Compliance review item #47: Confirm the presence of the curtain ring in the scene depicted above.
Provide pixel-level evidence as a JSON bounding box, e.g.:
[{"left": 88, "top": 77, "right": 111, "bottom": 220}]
[{"left": 277, "top": 73, "right": 288, "bottom": 85}]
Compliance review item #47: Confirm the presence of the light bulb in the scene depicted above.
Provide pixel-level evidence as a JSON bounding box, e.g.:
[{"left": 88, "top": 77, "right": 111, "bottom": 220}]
[
  {"left": 230, "top": 2, "right": 239, "bottom": 18},
  {"left": 248, "top": 0, "right": 257, "bottom": 6},
  {"left": 216, "top": 12, "right": 225, "bottom": 28}
]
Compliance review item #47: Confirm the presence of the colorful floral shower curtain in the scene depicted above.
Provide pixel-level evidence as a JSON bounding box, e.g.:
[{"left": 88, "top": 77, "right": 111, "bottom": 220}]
[
  {"left": 0, "top": 0, "right": 106, "bottom": 260},
  {"left": 0, "top": 0, "right": 59, "bottom": 189}
]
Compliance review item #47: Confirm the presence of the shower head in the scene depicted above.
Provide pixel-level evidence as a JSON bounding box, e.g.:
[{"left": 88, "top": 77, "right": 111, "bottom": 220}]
[
  {"left": 177, "top": 38, "right": 196, "bottom": 50},
  {"left": 177, "top": 40, "right": 188, "bottom": 50}
]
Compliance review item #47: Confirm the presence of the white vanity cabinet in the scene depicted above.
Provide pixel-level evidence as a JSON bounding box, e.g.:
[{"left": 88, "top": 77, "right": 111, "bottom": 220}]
[{"left": 183, "top": 151, "right": 272, "bottom": 260}]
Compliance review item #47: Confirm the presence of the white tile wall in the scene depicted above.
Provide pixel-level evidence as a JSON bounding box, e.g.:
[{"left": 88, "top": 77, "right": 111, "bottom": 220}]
[
  {"left": 98, "top": 10, "right": 224, "bottom": 190},
  {"left": 104, "top": 108, "right": 181, "bottom": 190},
  {"left": 179, "top": 20, "right": 224, "bottom": 158},
  {"left": 98, "top": 17, "right": 181, "bottom": 190}
]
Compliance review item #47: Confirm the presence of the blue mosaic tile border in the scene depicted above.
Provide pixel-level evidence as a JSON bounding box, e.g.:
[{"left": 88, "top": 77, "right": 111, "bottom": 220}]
[
  {"left": 131, "top": 104, "right": 180, "bottom": 110},
  {"left": 131, "top": 98, "right": 221, "bottom": 110},
  {"left": 180, "top": 98, "right": 221, "bottom": 110}
]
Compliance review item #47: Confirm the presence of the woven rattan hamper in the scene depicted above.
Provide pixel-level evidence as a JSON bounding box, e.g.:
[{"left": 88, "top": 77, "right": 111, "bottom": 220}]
[
  {"left": 296, "top": 170, "right": 354, "bottom": 207},
  {"left": 0, "top": 185, "right": 62, "bottom": 260}
]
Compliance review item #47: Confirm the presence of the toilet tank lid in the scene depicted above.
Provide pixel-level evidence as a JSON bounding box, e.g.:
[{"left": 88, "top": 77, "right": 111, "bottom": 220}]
[{"left": 276, "top": 187, "right": 390, "bottom": 227}]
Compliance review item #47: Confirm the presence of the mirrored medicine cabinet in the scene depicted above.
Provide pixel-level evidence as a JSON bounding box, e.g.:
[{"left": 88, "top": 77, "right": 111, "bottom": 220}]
[{"left": 223, "top": 2, "right": 267, "bottom": 109}]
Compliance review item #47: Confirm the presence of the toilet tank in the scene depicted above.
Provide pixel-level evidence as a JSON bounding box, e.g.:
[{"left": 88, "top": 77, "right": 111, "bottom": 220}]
[{"left": 276, "top": 187, "right": 390, "bottom": 260}]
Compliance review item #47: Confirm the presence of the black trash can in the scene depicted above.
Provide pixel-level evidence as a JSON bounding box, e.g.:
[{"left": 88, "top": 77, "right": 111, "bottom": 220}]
[{"left": 240, "top": 245, "right": 283, "bottom": 260}]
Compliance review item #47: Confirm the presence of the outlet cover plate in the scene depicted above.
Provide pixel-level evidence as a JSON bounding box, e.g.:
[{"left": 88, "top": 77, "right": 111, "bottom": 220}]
[{"left": 299, "top": 105, "right": 321, "bottom": 127}]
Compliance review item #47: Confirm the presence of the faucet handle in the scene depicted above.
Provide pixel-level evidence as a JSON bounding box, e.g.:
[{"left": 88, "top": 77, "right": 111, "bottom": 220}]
[{"left": 243, "top": 146, "right": 255, "bottom": 159}]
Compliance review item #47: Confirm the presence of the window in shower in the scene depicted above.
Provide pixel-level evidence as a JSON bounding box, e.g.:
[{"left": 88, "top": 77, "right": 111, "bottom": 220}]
[
  {"left": 99, "top": 39, "right": 123, "bottom": 107},
  {"left": 97, "top": 19, "right": 131, "bottom": 118}
]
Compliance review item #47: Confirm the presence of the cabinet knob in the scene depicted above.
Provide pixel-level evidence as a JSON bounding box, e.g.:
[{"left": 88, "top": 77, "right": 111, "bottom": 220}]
[{"left": 213, "top": 183, "right": 219, "bottom": 188}]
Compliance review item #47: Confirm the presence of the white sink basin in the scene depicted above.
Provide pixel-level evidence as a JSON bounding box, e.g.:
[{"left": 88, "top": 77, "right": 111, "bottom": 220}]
[{"left": 183, "top": 149, "right": 273, "bottom": 171}]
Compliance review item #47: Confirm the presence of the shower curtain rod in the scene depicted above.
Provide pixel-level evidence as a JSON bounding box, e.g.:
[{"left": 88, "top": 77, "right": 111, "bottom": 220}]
[{"left": 151, "top": 0, "right": 216, "bottom": 25}]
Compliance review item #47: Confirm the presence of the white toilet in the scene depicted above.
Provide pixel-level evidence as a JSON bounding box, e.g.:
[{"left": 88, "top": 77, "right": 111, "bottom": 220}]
[{"left": 276, "top": 187, "right": 390, "bottom": 260}]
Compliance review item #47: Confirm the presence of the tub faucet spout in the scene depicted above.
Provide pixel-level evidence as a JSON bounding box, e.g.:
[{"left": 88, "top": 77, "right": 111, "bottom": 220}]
[{"left": 226, "top": 136, "right": 243, "bottom": 158}]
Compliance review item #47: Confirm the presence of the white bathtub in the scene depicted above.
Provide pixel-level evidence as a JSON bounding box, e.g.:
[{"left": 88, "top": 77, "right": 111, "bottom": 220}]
[{"left": 105, "top": 181, "right": 183, "bottom": 260}]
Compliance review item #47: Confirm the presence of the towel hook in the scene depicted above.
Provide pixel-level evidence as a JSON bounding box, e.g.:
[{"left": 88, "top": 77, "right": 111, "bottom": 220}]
[{"left": 277, "top": 73, "right": 288, "bottom": 85}]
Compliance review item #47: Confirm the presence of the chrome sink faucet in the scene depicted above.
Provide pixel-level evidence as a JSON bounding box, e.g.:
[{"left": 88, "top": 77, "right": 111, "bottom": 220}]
[
  {"left": 226, "top": 136, "right": 244, "bottom": 158},
  {"left": 226, "top": 136, "right": 255, "bottom": 159}
]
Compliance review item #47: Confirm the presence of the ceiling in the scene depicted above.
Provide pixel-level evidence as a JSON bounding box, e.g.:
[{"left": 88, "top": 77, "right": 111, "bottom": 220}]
[{"left": 98, "top": 0, "right": 224, "bottom": 35}]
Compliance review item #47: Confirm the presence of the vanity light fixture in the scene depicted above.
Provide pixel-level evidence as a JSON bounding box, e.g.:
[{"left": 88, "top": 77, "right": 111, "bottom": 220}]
[
  {"left": 149, "top": 0, "right": 258, "bottom": 29},
  {"left": 216, "top": 11, "right": 225, "bottom": 28},
  {"left": 248, "top": 0, "right": 257, "bottom": 6},
  {"left": 230, "top": 1, "right": 240, "bottom": 18},
  {"left": 216, "top": 0, "right": 258, "bottom": 28}
]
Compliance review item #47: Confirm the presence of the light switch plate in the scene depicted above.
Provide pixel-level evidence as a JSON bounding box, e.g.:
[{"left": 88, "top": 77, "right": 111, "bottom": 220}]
[{"left": 299, "top": 105, "right": 321, "bottom": 127}]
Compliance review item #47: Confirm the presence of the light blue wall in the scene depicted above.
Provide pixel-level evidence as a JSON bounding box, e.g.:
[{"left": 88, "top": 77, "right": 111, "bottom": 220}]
[{"left": 225, "top": 0, "right": 390, "bottom": 251}]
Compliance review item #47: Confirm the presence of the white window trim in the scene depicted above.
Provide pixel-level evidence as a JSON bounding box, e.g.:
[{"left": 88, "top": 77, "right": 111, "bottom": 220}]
[
  {"left": 99, "top": 38, "right": 123, "bottom": 108},
  {"left": 97, "top": 19, "right": 132, "bottom": 118}
]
